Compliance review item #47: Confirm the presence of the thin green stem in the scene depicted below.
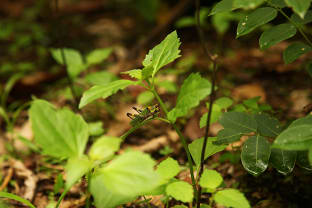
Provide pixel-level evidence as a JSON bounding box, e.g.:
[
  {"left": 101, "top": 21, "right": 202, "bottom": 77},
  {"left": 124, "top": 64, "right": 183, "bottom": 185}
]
[
  {"left": 120, "top": 117, "right": 157, "bottom": 141},
  {"left": 55, "top": 187, "right": 70, "bottom": 208}
]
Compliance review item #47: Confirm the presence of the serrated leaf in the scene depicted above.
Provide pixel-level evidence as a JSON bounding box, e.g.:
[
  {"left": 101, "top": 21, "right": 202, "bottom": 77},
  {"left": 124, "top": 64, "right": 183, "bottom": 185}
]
[
  {"left": 254, "top": 113, "right": 282, "bottom": 137},
  {"left": 297, "top": 150, "right": 312, "bottom": 170},
  {"left": 85, "top": 71, "right": 118, "bottom": 85},
  {"left": 291, "top": 10, "right": 312, "bottom": 25},
  {"left": 214, "top": 128, "right": 242, "bottom": 145},
  {"left": 142, "top": 31, "right": 181, "bottom": 78},
  {"left": 189, "top": 137, "right": 226, "bottom": 166},
  {"left": 29, "top": 99, "right": 88, "bottom": 158},
  {"left": 236, "top": 7, "right": 277, "bottom": 38},
  {"left": 199, "top": 169, "right": 223, "bottom": 190},
  {"left": 259, "top": 23, "right": 297, "bottom": 50},
  {"left": 168, "top": 73, "right": 211, "bottom": 123},
  {"left": 283, "top": 42, "right": 312, "bottom": 64},
  {"left": 219, "top": 112, "right": 257, "bottom": 133},
  {"left": 200, "top": 105, "right": 222, "bottom": 128},
  {"left": 88, "top": 136, "right": 121, "bottom": 161},
  {"left": 156, "top": 157, "right": 181, "bottom": 182},
  {"left": 137, "top": 91, "right": 155, "bottom": 105},
  {"left": 79, "top": 79, "right": 137, "bottom": 108},
  {"left": 241, "top": 135, "right": 271, "bottom": 176},
  {"left": 285, "top": 0, "right": 311, "bottom": 19},
  {"left": 166, "top": 181, "right": 193, "bottom": 203},
  {"left": 121, "top": 69, "right": 142, "bottom": 80},
  {"left": 270, "top": 149, "right": 296, "bottom": 175},
  {"left": 214, "top": 189, "right": 250, "bottom": 208},
  {"left": 65, "top": 156, "right": 93, "bottom": 188},
  {"left": 210, "top": 0, "right": 235, "bottom": 16},
  {"left": 86, "top": 48, "right": 112, "bottom": 66},
  {"left": 234, "top": 0, "right": 265, "bottom": 9}
]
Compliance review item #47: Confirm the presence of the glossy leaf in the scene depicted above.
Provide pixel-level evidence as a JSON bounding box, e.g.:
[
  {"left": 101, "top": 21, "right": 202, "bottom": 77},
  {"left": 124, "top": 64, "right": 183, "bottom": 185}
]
[
  {"left": 236, "top": 7, "right": 277, "bottom": 38},
  {"left": 241, "top": 135, "right": 271, "bottom": 176},
  {"left": 121, "top": 69, "right": 142, "bottom": 80},
  {"left": 156, "top": 157, "right": 181, "bottom": 182},
  {"left": 283, "top": 42, "right": 312, "bottom": 64},
  {"left": 219, "top": 112, "right": 257, "bottom": 133},
  {"left": 199, "top": 169, "right": 223, "bottom": 190},
  {"left": 259, "top": 23, "right": 297, "bottom": 50},
  {"left": 210, "top": 0, "right": 235, "bottom": 16},
  {"left": 189, "top": 137, "right": 226, "bottom": 166},
  {"left": 142, "top": 31, "right": 181, "bottom": 78},
  {"left": 86, "top": 48, "right": 112, "bottom": 66},
  {"left": 88, "top": 136, "right": 121, "bottom": 161},
  {"left": 214, "top": 128, "right": 242, "bottom": 145},
  {"left": 234, "top": 0, "right": 265, "bottom": 9},
  {"left": 297, "top": 150, "right": 312, "bottom": 170},
  {"left": 285, "top": 0, "right": 311, "bottom": 19},
  {"left": 214, "top": 189, "right": 250, "bottom": 208},
  {"left": 270, "top": 149, "right": 296, "bottom": 175},
  {"left": 254, "top": 113, "right": 282, "bottom": 137},
  {"left": 168, "top": 73, "right": 211, "bottom": 122},
  {"left": 79, "top": 80, "right": 137, "bottom": 108},
  {"left": 30, "top": 99, "right": 88, "bottom": 158},
  {"left": 166, "top": 181, "right": 193, "bottom": 203},
  {"left": 65, "top": 156, "right": 93, "bottom": 188}
]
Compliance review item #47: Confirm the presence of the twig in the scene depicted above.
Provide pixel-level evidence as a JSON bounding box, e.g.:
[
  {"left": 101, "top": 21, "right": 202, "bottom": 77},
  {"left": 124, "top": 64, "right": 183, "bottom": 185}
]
[
  {"left": 0, "top": 167, "right": 13, "bottom": 191},
  {"left": 194, "top": 0, "right": 218, "bottom": 207}
]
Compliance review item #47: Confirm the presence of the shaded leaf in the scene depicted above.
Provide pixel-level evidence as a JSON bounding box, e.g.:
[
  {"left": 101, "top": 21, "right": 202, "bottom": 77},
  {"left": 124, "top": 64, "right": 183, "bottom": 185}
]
[
  {"left": 283, "top": 42, "right": 312, "bottom": 64},
  {"left": 137, "top": 91, "right": 155, "bottom": 105},
  {"left": 270, "top": 0, "right": 287, "bottom": 8},
  {"left": 236, "top": 7, "right": 277, "bottom": 38},
  {"left": 270, "top": 149, "right": 296, "bottom": 175},
  {"left": 219, "top": 112, "right": 257, "bottom": 133},
  {"left": 86, "top": 48, "right": 112, "bottom": 66},
  {"left": 88, "top": 136, "right": 121, "bottom": 161},
  {"left": 214, "top": 189, "right": 250, "bottom": 208},
  {"left": 210, "top": 0, "right": 235, "bottom": 16},
  {"left": 65, "top": 156, "right": 93, "bottom": 188},
  {"left": 259, "top": 23, "right": 297, "bottom": 50},
  {"left": 84, "top": 71, "right": 118, "bottom": 85},
  {"left": 290, "top": 10, "right": 312, "bottom": 24},
  {"left": 285, "top": 0, "right": 311, "bottom": 19},
  {"left": 199, "top": 169, "right": 223, "bottom": 190},
  {"left": 254, "top": 113, "right": 282, "bottom": 137},
  {"left": 241, "top": 135, "right": 271, "bottom": 176},
  {"left": 166, "top": 181, "right": 193, "bottom": 203},
  {"left": 297, "top": 150, "right": 312, "bottom": 170},
  {"left": 214, "top": 128, "right": 242, "bottom": 145}
]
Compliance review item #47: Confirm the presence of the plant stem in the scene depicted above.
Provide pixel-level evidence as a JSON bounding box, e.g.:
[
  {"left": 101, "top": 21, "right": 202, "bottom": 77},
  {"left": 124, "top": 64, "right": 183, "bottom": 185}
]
[
  {"left": 194, "top": 0, "right": 218, "bottom": 207},
  {"left": 150, "top": 88, "right": 198, "bottom": 200}
]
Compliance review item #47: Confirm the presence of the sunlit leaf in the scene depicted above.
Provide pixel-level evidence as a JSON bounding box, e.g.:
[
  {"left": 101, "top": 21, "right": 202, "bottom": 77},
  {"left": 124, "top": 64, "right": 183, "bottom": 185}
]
[
  {"left": 214, "top": 189, "right": 250, "bottom": 208},
  {"left": 270, "top": 149, "right": 296, "bottom": 175},
  {"left": 166, "top": 181, "right": 193, "bottom": 203},
  {"left": 121, "top": 69, "right": 142, "bottom": 80},
  {"left": 283, "top": 42, "right": 312, "bottom": 64},
  {"left": 156, "top": 157, "right": 181, "bottom": 183},
  {"left": 88, "top": 136, "right": 121, "bottom": 161},
  {"left": 65, "top": 156, "right": 93, "bottom": 188},
  {"left": 285, "top": 0, "right": 311, "bottom": 19},
  {"left": 199, "top": 169, "right": 223, "bottom": 190}
]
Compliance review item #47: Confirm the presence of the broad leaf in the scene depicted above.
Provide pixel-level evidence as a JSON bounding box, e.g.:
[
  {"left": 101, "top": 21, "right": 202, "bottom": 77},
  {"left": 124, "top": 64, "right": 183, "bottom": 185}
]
[
  {"left": 142, "top": 31, "right": 181, "bottom": 78},
  {"left": 65, "top": 156, "right": 93, "bottom": 188},
  {"left": 290, "top": 10, "right": 312, "bottom": 25},
  {"left": 236, "top": 7, "right": 277, "bottom": 38},
  {"left": 189, "top": 137, "right": 226, "bottom": 166},
  {"left": 259, "top": 23, "right": 297, "bottom": 50},
  {"left": 219, "top": 112, "right": 257, "bottom": 133},
  {"left": 270, "top": 149, "right": 296, "bottom": 175},
  {"left": 137, "top": 91, "right": 155, "bottom": 105},
  {"left": 168, "top": 73, "right": 211, "bottom": 123},
  {"left": 234, "top": 0, "right": 265, "bottom": 9},
  {"left": 215, "top": 97, "right": 233, "bottom": 109},
  {"left": 121, "top": 69, "right": 142, "bottom": 80},
  {"left": 84, "top": 71, "right": 118, "bottom": 85},
  {"left": 156, "top": 157, "right": 181, "bottom": 183},
  {"left": 214, "top": 189, "right": 250, "bottom": 208},
  {"left": 199, "top": 169, "right": 223, "bottom": 190},
  {"left": 88, "top": 136, "right": 121, "bottom": 161},
  {"left": 79, "top": 79, "right": 137, "bottom": 108},
  {"left": 30, "top": 99, "right": 88, "bottom": 158},
  {"left": 166, "top": 181, "right": 193, "bottom": 203},
  {"left": 254, "top": 113, "right": 282, "bottom": 137},
  {"left": 289, "top": 115, "right": 312, "bottom": 127},
  {"left": 200, "top": 104, "right": 222, "bottom": 128},
  {"left": 241, "top": 135, "right": 271, "bottom": 176},
  {"left": 283, "top": 42, "right": 312, "bottom": 64},
  {"left": 297, "top": 150, "right": 312, "bottom": 170},
  {"left": 210, "top": 0, "right": 235, "bottom": 16},
  {"left": 88, "top": 121, "right": 105, "bottom": 136},
  {"left": 285, "top": 0, "right": 311, "bottom": 19},
  {"left": 214, "top": 128, "right": 242, "bottom": 145},
  {"left": 86, "top": 48, "right": 112, "bottom": 66}
]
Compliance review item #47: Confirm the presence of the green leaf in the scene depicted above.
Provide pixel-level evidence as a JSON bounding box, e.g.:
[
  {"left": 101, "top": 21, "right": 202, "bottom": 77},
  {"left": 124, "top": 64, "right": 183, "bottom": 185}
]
[
  {"left": 200, "top": 105, "right": 222, "bottom": 128},
  {"left": 236, "top": 7, "right": 277, "bottom": 38},
  {"left": 50, "top": 48, "right": 86, "bottom": 78},
  {"left": 121, "top": 69, "right": 142, "bottom": 80},
  {"left": 96, "top": 151, "right": 159, "bottom": 196},
  {"left": 168, "top": 73, "right": 211, "bottom": 123},
  {"left": 243, "top": 96, "right": 260, "bottom": 110},
  {"left": 214, "top": 189, "right": 250, "bottom": 208},
  {"left": 84, "top": 71, "right": 118, "bottom": 85},
  {"left": 234, "top": 0, "right": 265, "bottom": 9},
  {"left": 290, "top": 10, "right": 312, "bottom": 24},
  {"left": 254, "top": 113, "right": 282, "bottom": 137},
  {"left": 172, "top": 205, "right": 188, "bottom": 208},
  {"left": 214, "top": 128, "right": 242, "bottom": 145},
  {"left": 65, "top": 156, "right": 93, "bottom": 188},
  {"left": 289, "top": 115, "right": 312, "bottom": 127},
  {"left": 270, "top": 0, "right": 287, "bottom": 8},
  {"left": 283, "top": 42, "right": 312, "bottom": 64},
  {"left": 259, "top": 23, "right": 297, "bottom": 50},
  {"left": 156, "top": 157, "right": 181, "bottom": 182},
  {"left": 137, "top": 91, "right": 155, "bottom": 105},
  {"left": 142, "top": 31, "right": 181, "bottom": 78},
  {"left": 0, "top": 192, "right": 35, "bottom": 208},
  {"left": 86, "top": 48, "right": 112, "bottom": 66},
  {"left": 88, "top": 121, "right": 105, "bottom": 136},
  {"left": 270, "top": 149, "right": 296, "bottom": 175},
  {"left": 79, "top": 79, "right": 137, "bottom": 108},
  {"left": 297, "top": 150, "right": 312, "bottom": 170},
  {"left": 285, "top": 0, "right": 311, "bottom": 19},
  {"left": 166, "top": 181, "right": 193, "bottom": 203},
  {"left": 309, "top": 147, "right": 312, "bottom": 165},
  {"left": 189, "top": 137, "right": 226, "bottom": 166},
  {"left": 199, "top": 169, "right": 223, "bottom": 190},
  {"left": 219, "top": 112, "right": 257, "bottom": 133},
  {"left": 88, "top": 136, "right": 121, "bottom": 161},
  {"left": 215, "top": 97, "right": 233, "bottom": 109},
  {"left": 210, "top": 0, "right": 235, "bottom": 16},
  {"left": 241, "top": 135, "right": 271, "bottom": 176},
  {"left": 30, "top": 99, "right": 88, "bottom": 158},
  {"left": 156, "top": 80, "right": 178, "bottom": 93}
]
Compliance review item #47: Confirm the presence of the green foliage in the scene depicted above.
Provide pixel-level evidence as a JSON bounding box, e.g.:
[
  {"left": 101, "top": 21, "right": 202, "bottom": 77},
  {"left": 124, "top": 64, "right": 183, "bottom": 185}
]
[
  {"left": 0, "top": 192, "right": 35, "bottom": 208},
  {"left": 199, "top": 169, "right": 223, "bottom": 191},
  {"left": 137, "top": 91, "right": 155, "bottom": 105},
  {"left": 168, "top": 73, "right": 212, "bottom": 123},
  {"left": 270, "top": 149, "right": 297, "bottom": 175},
  {"left": 291, "top": 10, "right": 312, "bottom": 24},
  {"left": 241, "top": 135, "right": 271, "bottom": 176},
  {"left": 88, "top": 136, "right": 121, "bottom": 161},
  {"left": 86, "top": 48, "right": 112, "bottom": 66},
  {"left": 156, "top": 157, "right": 181, "bottom": 183},
  {"left": 285, "top": 0, "right": 311, "bottom": 18},
  {"left": 213, "top": 189, "right": 250, "bottom": 208},
  {"left": 165, "top": 181, "right": 193, "bottom": 203},
  {"left": 215, "top": 128, "right": 242, "bottom": 145},
  {"left": 84, "top": 71, "right": 118, "bottom": 85},
  {"left": 88, "top": 121, "right": 105, "bottom": 136},
  {"left": 253, "top": 113, "right": 282, "bottom": 137},
  {"left": 283, "top": 42, "right": 312, "bottom": 64},
  {"left": 65, "top": 156, "right": 93, "bottom": 188},
  {"left": 219, "top": 112, "right": 257, "bottom": 133}
]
